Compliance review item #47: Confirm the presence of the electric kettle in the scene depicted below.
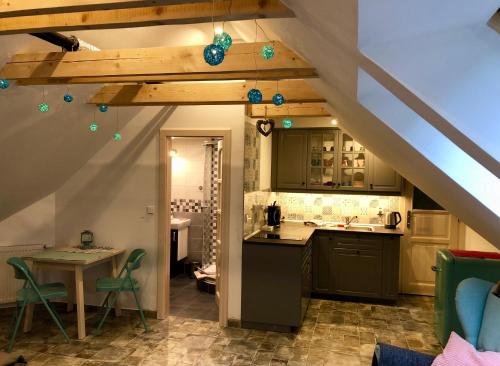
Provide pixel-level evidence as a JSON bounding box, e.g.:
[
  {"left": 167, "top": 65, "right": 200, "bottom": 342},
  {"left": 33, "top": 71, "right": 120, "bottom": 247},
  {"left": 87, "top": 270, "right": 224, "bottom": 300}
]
[
  {"left": 384, "top": 211, "right": 402, "bottom": 229},
  {"left": 266, "top": 201, "right": 281, "bottom": 227}
]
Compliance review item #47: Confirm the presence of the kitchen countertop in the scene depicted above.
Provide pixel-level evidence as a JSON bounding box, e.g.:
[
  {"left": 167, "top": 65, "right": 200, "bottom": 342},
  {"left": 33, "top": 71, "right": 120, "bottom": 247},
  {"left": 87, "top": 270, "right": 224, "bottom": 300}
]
[{"left": 244, "top": 222, "right": 403, "bottom": 246}]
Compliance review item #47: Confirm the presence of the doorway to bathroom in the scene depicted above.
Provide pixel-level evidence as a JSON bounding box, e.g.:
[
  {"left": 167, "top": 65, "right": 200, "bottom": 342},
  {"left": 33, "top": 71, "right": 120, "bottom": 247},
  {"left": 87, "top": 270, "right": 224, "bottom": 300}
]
[{"left": 158, "top": 129, "right": 230, "bottom": 327}]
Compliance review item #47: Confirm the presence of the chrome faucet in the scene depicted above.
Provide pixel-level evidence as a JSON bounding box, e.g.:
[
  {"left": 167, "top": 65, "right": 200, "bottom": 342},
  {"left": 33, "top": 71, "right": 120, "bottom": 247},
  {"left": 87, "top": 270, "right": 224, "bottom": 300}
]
[{"left": 344, "top": 216, "right": 358, "bottom": 226}]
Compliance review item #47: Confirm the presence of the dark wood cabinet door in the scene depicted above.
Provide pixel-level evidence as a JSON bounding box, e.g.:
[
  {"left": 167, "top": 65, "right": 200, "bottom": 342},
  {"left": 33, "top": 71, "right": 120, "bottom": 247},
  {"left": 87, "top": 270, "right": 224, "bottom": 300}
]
[
  {"left": 275, "top": 130, "right": 308, "bottom": 189},
  {"left": 330, "top": 248, "right": 383, "bottom": 298},
  {"left": 382, "top": 236, "right": 400, "bottom": 299},
  {"left": 312, "top": 233, "right": 331, "bottom": 293},
  {"left": 369, "top": 153, "right": 401, "bottom": 192}
]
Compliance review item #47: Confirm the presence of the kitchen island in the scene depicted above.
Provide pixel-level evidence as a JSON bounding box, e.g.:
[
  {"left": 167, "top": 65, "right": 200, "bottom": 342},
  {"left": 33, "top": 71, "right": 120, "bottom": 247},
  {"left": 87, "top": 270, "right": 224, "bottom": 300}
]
[{"left": 241, "top": 222, "right": 402, "bottom": 331}]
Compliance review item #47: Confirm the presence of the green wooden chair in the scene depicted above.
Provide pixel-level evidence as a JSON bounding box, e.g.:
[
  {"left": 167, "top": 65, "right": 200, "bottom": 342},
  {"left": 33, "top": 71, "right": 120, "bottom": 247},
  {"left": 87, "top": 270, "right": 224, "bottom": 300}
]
[
  {"left": 6, "top": 257, "right": 70, "bottom": 352},
  {"left": 93, "top": 249, "right": 149, "bottom": 334}
]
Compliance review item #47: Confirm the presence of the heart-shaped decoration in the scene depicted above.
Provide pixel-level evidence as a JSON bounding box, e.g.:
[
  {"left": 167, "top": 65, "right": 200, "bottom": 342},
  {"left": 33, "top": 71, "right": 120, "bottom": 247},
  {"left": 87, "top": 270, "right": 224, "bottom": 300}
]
[{"left": 256, "top": 119, "right": 275, "bottom": 137}]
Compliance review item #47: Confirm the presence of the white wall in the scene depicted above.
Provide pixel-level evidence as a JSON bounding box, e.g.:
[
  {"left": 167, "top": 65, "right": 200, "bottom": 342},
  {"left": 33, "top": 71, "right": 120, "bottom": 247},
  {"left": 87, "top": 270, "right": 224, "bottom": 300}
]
[
  {"left": 55, "top": 105, "right": 245, "bottom": 318},
  {"left": 462, "top": 226, "right": 498, "bottom": 253},
  {"left": 0, "top": 194, "right": 55, "bottom": 246},
  {"left": 171, "top": 138, "right": 206, "bottom": 201},
  {"left": 55, "top": 107, "right": 171, "bottom": 311}
]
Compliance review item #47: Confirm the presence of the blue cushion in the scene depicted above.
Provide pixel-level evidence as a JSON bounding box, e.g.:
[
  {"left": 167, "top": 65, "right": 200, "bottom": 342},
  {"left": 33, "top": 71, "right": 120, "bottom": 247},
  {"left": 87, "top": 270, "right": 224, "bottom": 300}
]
[
  {"left": 477, "top": 288, "right": 500, "bottom": 352},
  {"left": 455, "top": 278, "right": 493, "bottom": 347}
]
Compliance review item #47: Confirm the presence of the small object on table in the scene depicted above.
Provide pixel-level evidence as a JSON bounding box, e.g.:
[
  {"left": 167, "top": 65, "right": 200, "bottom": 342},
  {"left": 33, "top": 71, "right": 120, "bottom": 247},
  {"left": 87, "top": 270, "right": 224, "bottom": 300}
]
[{"left": 80, "top": 230, "right": 94, "bottom": 249}]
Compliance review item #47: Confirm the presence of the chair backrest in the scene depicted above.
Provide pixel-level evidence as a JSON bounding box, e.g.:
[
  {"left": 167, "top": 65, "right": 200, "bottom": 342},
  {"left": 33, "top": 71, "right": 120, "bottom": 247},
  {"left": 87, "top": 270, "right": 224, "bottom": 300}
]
[
  {"left": 455, "top": 277, "right": 494, "bottom": 347},
  {"left": 124, "top": 249, "right": 146, "bottom": 273},
  {"left": 7, "top": 257, "right": 38, "bottom": 288}
]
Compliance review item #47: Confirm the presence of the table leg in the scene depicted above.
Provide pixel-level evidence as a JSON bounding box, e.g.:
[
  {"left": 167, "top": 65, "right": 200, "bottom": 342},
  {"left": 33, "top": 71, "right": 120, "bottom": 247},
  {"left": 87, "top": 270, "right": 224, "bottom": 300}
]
[
  {"left": 23, "top": 263, "right": 37, "bottom": 332},
  {"left": 75, "top": 266, "right": 86, "bottom": 340},
  {"left": 66, "top": 271, "right": 75, "bottom": 313},
  {"left": 111, "top": 257, "right": 122, "bottom": 317}
]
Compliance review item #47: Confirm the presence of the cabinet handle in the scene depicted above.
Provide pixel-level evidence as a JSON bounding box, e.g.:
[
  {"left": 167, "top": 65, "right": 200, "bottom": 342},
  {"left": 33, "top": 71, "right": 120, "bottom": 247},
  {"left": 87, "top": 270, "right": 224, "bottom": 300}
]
[
  {"left": 302, "top": 182, "right": 305, "bottom": 185},
  {"left": 431, "top": 266, "right": 441, "bottom": 272},
  {"left": 370, "top": 183, "right": 373, "bottom": 190}
]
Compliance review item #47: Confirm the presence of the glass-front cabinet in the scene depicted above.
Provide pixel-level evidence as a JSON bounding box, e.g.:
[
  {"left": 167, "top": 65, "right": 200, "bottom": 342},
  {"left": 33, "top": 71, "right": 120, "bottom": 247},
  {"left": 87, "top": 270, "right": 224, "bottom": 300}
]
[
  {"left": 338, "top": 132, "right": 368, "bottom": 190},
  {"left": 307, "top": 131, "right": 338, "bottom": 190},
  {"left": 272, "top": 128, "right": 401, "bottom": 193}
]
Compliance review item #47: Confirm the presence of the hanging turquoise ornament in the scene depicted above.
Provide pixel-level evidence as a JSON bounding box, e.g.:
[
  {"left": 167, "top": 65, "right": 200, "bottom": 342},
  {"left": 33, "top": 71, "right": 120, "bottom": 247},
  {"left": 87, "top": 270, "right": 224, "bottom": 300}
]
[
  {"left": 89, "top": 123, "right": 99, "bottom": 132},
  {"left": 113, "top": 132, "right": 122, "bottom": 141},
  {"left": 38, "top": 102, "right": 49, "bottom": 113},
  {"left": 247, "top": 88, "right": 263, "bottom": 104},
  {"left": 0, "top": 79, "right": 9, "bottom": 90},
  {"left": 98, "top": 104, "right": 108, "bottom": 113},
  {"left": 203, "top": 44, "right": 225, "bottom": 66},
  {"left": 261, "top": 44, "right": 275, "bottom": 60},
  {"left": 282, "top": 118, "right": 294, "bottom": 129},
  {"left": 272, "top": 93, "right": 285, "bottom": 106},
  {"left": 63, "top": 94, "right": 74, "bottom": 103},
  {"left": 213, "top": 32, "right": 232, "bottom": 52}
]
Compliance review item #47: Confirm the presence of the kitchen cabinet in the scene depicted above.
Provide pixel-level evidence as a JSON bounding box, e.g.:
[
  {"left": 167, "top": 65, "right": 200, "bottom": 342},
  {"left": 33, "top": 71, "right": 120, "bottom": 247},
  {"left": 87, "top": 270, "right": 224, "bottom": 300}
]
[
  {"left": 273, "top": 130, "right": 308, "bottom": 189},
  {"left": 241, "top": 238, "right": 312, "bottom": 332},
  {"left": 272, "top": 128, "right": 401, "bottom": 194},
  {"left": 307, "top": 130, "right": 339, "bottom": 190},
  {"left": 368, "top": 153, "right": 401, "bottom": 192},
  {"left": 312, "top": 232, "right": 332, "bottom": 293},
  {"left": 312, "top": 231, "right": 400, "bottom": 300}
]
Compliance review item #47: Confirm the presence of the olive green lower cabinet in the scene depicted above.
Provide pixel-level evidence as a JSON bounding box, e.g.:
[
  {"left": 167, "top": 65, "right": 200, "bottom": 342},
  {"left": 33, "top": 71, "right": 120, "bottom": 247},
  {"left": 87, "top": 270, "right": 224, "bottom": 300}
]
[
  {"left": 313, "top": 231, "right": 401, "bottom": 300},
  {"left": 241, "top": 239, "right": 312, "bottom": 332}
]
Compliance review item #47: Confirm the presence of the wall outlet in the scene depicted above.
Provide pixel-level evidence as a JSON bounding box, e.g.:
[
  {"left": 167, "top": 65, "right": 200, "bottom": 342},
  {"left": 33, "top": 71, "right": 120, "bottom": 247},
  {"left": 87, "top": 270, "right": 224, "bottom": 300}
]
[{"left": 146, "top": 205, "right": 155, "bottom": 215}]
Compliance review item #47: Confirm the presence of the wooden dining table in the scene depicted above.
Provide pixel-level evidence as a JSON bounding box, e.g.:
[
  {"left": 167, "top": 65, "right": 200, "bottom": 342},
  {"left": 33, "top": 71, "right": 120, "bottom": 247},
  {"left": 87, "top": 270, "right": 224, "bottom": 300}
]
[{"left": 24, "top": 247, "right": 125, "bottom": 339}]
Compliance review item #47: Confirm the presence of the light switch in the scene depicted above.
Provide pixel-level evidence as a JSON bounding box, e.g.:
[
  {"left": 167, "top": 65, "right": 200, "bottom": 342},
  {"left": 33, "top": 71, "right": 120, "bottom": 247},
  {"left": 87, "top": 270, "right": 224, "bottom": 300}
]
[{"left": 146, "top": 205, "right": 155, "bottom": 215}]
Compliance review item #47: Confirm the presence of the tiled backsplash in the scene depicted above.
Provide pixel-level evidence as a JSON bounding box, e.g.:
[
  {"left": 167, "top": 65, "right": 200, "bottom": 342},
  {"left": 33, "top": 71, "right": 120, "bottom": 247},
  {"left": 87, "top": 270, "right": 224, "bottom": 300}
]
[
  {"left": 244, "top": 191, "right": 402, "bottom": 236},
  {"left": 275, "top": 192, "right": 401, "bottom": 224}
]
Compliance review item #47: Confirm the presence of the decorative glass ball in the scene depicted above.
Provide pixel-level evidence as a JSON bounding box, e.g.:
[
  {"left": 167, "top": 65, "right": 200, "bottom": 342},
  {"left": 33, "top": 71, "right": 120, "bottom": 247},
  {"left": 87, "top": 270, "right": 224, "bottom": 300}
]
[
  {"left": 0, "top": 79, "right": 10, "bottom": 90},
  {"left": 247, "top": 88, "right": 263, "bottom": 104},
  {"left": 272, "top": 93, "right": 285, "bottom": 106},
  {"left": 261, "top": 45, "right": 275, "bottom": 60},
  {"left": 63, "top": 94, "right": 74, "bottom": 103},
  {"left": 89, "top": 123, "right": 99, "bottom": 132},
  {"left": 113, "top": 132, "right": 122, "bottom": 141},
  {"left": 282, "top": 118, "right": 294, "bottom": 129},
  {"left": 213, "top": 32, "right": 232, "bottom": 51},
  {"left": 38, "top": 103, "right": 49, "bottom": 113},
  {"left": 98, "top": 104, "right": 108, "bottom": 113},
  {"left": 203, "top": 44, "right": 225, "bottom": 66}
]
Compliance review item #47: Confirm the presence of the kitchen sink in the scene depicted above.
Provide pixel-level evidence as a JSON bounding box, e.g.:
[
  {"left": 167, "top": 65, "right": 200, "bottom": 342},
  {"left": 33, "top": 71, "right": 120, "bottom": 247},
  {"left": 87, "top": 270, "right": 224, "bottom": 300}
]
[{"left": 345, "top": 225, "right": 375, "bottom": 232}]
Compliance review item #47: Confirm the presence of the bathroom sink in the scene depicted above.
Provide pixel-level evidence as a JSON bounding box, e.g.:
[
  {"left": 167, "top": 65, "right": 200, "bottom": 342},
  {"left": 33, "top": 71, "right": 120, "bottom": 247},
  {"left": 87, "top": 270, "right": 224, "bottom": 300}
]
[{"left": 171, "top": 218, "right": 191, "bottom": 230}]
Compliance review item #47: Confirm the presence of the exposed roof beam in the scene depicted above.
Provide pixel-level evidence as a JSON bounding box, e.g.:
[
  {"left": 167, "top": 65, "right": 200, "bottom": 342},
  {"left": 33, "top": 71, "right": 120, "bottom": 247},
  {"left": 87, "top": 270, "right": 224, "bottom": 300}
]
[
  {"left": 358, "top": 50, "right": 500, "bottom": 178},
  {"left": 16, "top": 69, "right": 316, "bottom": 85},
  {"left": 247, "top": 103, "right": 331, "bottom": 117},
  {"left": 89, "top": 80, "right": 325, "bottom": 106},
  {"left": 1, "top": 42, "right": 316, "bottom": 83},
  {"left": 0, "top": 0, "right": 294, "bottom": 35},
  {"left": 0, "top": 1, "right": 195, "bottom": 17}
]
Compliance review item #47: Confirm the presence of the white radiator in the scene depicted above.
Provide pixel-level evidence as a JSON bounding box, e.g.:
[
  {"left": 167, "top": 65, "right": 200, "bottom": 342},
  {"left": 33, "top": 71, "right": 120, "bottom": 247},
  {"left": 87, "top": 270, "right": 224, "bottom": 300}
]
[{"left": 0, "top": 244, "right": 45, "bottom": 304}]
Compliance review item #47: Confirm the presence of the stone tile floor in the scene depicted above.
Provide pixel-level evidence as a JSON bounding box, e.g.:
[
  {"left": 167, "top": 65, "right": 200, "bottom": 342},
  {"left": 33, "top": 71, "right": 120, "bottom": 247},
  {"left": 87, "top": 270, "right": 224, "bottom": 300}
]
[
  {"left": 170, "top": 274, "right": 218, "bottom": 322},
  {"left": 0, "top": 295, "right": 442, "bottom": 365}
]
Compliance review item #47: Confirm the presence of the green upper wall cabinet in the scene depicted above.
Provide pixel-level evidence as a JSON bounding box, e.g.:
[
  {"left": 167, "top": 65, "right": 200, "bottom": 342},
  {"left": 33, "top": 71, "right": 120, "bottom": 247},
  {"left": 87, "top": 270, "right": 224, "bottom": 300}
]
[{"left": 271, "top": 128, "right": 402, "bottom": 194}]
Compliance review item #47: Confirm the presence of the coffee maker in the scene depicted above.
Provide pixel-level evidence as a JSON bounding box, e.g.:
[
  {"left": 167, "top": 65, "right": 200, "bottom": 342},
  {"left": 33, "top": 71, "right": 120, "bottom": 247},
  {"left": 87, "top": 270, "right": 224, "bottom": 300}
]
[{"left": 266, "top": 201, "right": 281, "bottom": 227}]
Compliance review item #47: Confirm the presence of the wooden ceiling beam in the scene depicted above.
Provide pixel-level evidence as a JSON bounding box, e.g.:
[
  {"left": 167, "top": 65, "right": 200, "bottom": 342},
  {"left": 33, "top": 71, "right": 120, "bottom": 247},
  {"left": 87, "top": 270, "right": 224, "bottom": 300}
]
[
  {"left": 0, "top": 1, "right": 195, "bottom": 18},
  {"left": 15, "top": 69, "right": 316, "bottom": 85},
  {"left": 1, "top": 42, "right": 316, "bottom": 83},
  {"left": 0, "top": 0, "right": 294, "bottom": 35},
  {"left": 89, "top": 80, "right": 325, "bottom": 106},
  {"left": 247, "top": 103, "right": 331, "bottom": 117}
]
